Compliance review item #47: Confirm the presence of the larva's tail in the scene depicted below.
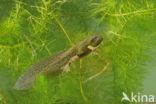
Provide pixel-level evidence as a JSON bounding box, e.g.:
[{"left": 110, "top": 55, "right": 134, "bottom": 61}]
[
  {"left": 14, "top": 66, "right": 40, "bottom": 90},
  {"left": 14, "top": 51, "right": 65, "bottom": 90}
]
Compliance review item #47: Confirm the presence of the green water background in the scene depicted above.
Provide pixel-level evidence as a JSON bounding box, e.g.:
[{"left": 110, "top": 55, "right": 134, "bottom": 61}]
[{"left": 0, "top": 0, "right": 156, "bottom": 104}]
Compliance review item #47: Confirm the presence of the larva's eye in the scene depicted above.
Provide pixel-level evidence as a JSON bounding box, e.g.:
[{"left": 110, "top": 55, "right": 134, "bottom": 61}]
[
  {"left": 91, "top": 36, "right": 98, "bottom": 42},
  {"left": 90, "top": 35, "right": 103, "bottom": 47}
]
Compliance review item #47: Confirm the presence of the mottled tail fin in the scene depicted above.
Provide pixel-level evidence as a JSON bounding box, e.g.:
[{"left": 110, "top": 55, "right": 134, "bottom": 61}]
[
  {"left": 14, "top": 51, "right": 65, "bottom": 90},
  {"left": 14, "top": 66, "right": 41, "bottom": 90}
]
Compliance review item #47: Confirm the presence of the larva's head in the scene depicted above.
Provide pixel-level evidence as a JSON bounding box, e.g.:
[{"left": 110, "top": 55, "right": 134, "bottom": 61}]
[
  {"left": 76, "top": 35, "right": 103, "bottom": 57},
  {"left": 88, "top": 35, "right": 103, "bottom": 47}
]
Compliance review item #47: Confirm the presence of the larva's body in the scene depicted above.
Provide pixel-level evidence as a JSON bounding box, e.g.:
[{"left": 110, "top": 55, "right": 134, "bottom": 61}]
[{"left": 14, "top": 35, "right": 103, "bottom": 90}]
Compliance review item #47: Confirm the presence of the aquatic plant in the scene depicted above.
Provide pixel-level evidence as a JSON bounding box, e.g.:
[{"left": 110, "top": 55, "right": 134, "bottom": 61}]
[{"left": 0, "top": 0, "right": 156, "bottom": 104}]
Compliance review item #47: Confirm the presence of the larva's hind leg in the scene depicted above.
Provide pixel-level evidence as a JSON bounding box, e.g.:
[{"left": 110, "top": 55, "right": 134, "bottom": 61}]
[
  {"left": 62, "top": 63, "right": 70, "bottom": 72},
  {"left": 62, "top": 55, "right": 80, "bottom": 73},
  {"left": 69, "top": 55, "right": 80, "bottom": 63}
]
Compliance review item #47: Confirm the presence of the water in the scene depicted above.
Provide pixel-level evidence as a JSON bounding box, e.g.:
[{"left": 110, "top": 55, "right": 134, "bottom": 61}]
[{"left": 143, "top": 45, "right": 156, "bottom": 97}]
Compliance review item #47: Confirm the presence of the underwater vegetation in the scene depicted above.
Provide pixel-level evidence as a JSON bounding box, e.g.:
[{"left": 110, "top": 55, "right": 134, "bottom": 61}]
[{"left": 0, "top": 0, "right": 156, "bottom": 104}]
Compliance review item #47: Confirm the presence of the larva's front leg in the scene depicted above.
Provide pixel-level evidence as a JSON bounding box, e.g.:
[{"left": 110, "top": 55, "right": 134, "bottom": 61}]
[{"left": 87, "top": 45, "right": 96, "bottom": 51}]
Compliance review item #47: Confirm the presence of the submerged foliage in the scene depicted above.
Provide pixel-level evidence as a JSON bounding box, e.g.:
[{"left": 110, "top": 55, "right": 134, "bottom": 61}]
[{"left": 0, "top": 0, "right": 156, "bottom": 104}]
